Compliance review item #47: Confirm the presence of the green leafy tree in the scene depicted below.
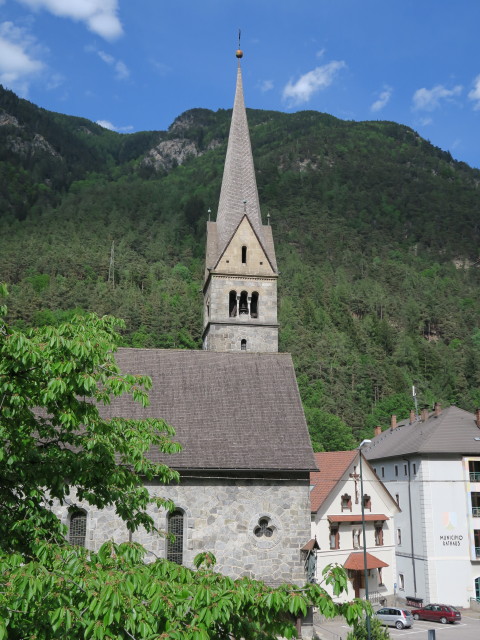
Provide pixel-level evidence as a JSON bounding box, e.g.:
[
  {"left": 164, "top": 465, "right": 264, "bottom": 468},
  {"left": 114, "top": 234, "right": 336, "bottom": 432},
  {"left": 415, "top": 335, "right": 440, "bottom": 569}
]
[
  {"left": 0, "top": 283, "right": 180, "bottom": 554},
  {"left": 0, "top": 287, "right": 370, "bottom": 638},
  {"left": 347, "top": 616, "right": 391, "bottom": 640}
]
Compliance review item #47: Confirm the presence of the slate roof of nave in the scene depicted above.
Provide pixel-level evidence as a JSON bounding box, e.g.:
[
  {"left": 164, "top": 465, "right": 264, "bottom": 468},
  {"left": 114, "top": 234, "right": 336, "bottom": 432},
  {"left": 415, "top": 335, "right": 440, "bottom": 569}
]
[
  {"left": 363, "top": 405, "right": 480, "bottom": 460},
  {"left": 101, "top": 348, "right": 316, "bottom": 472}
]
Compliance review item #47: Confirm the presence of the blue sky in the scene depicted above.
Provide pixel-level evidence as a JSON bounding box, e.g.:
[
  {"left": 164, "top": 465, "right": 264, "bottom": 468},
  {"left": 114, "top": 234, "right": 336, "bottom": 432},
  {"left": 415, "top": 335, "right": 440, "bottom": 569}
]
[{"left": 1, "top": 1, "right": 480, "bottom": 168}]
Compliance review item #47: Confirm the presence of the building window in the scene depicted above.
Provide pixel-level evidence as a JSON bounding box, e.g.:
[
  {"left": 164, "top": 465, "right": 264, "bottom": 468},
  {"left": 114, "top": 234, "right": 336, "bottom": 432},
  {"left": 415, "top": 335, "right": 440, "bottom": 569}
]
[
  {"left": 373, "top": 467, "right": 377, "bottom": 476},
  {"left": 476, "top": 576, "right": 480, "bottom": 600},
  {"left": 241, "top": 339, "right": 247, "bottom": 351},
  {"left": 375, "top": 524, "right": 384, "bottom": 546},
  {"left": 474, "top": 530, "right": 480, "bottom": 558},
  {"left": 472, "top": 492, "right": 480, "bottom": 518},
  {"left": 254, "top": 517, "right": 274, "bottom": 538},
  {"left": 469, "top": 460, "right": 480, "bottom": 482},
  {"left": 413, "top": 463, "right": 417, "bottom": 474},
  {"left": 381, "top": 466, "right": 385, "bottom": 478},
  {"left": 397, "top": 528, "right": 402, "bottom": 545},
  {"left": 394, "top": 464, "right": 398, "bottom": 477},
  {"left": 241, "top": 245, "right": 247, "bottom": 264},
  {"left": 239, "top": 291, "right": 249, "bottom": 315},
  {"left": 395, "top": 493, "right": 400, "bottom": 507},
  {"left": 352, "top": 529, "right": 361, "bottom": 549},
  {"left": 229, "top": 290, "right": 237, "bottom": 317},
  {"left": 363, "top": 494, "right": 371, "bottom": 511},
  {"left": 167, "top": 510, "right": 184, "bottom": 564},
  {"left": 341, "top": 493, "right": 352, "bottom": 512},
  {"left": 398, "top": 573, "right": 405, "bottom": 590},
  {"left": 404, "top": 463, "right": 408, "bottom": 476},
  {"left": 330, "top": 526, "right": 340, "bottom": 550},
  {"left": 250, "top": 291, "right": 259, "bottom": 318},
  {"left": 68, "top": 510, "right": 87, "bottom": 547}
]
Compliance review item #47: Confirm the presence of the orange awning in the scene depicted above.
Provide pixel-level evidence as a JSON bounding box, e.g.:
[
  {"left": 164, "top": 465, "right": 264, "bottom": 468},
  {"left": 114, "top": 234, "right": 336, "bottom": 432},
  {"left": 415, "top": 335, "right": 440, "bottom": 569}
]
[
  {"left": 328, "top": 514, "right": 389, "bottom": 523},
  {"left": 343, "top": 552, "right": 389, "bottom": 571}
]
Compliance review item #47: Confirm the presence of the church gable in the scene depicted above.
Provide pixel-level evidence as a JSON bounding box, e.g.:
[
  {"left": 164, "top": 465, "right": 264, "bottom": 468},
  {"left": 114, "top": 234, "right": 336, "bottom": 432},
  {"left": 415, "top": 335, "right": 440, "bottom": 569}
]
[{"left": 214, "top": 216, "right": 275, "bottom": 276}]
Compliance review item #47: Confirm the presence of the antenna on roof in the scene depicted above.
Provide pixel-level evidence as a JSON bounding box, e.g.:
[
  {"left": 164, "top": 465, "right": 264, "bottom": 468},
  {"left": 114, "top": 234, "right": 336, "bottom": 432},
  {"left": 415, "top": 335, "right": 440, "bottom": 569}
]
[
  {"left": 238, "top": 28, "right": 241, "bottom": 49},
  {"left": 412, "top": 385, "right": 419, "bottom": 419}
]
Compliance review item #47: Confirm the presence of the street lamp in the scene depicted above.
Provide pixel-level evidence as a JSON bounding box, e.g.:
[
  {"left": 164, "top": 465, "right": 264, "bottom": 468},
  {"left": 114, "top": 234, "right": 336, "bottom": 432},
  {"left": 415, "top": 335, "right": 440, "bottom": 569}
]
[{"left": 359, "top": 439, "right": 372, "bottom": 640}]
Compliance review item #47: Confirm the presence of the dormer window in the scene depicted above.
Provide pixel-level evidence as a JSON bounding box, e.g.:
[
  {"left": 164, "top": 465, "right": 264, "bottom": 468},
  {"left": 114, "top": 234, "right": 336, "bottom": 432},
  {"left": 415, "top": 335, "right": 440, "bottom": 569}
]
[{"left": 241, "top": 246, "right": 247, "bottom": 264}]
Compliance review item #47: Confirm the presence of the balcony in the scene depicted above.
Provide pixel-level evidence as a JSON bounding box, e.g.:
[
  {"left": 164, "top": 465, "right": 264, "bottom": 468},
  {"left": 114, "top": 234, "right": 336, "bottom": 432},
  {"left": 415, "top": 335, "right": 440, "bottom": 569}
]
[
  {"left": 471, "top": 472, "right": 480, "bottom": 482},
  {"left": 473, "top": 507, "right": 480, "bottom": 518},
  {"left": 476, "top": 547, "right": 480, "bottom": 558}
]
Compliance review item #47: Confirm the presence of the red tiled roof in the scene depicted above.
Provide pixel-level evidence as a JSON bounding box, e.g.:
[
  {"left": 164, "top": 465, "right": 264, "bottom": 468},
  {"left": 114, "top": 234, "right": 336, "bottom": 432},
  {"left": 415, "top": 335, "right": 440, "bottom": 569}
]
[
  {"left": 301, "top": 538, "right": 320, "bottom": 552},
  {"left": 310, "top": 451, "right": 358, "bottom": 512},
  {"left": 328, "top": 514, "right": 389, "bottom": 523},
  {"left": 343, "top": 552, "right": 389, "bottom": 570}
]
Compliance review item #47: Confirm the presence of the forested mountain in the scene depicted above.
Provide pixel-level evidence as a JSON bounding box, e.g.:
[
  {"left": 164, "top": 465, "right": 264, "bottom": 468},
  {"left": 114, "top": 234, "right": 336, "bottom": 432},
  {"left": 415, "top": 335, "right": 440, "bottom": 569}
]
[{"left": 1, "top": 83, "right": 480, "bottom": 450}]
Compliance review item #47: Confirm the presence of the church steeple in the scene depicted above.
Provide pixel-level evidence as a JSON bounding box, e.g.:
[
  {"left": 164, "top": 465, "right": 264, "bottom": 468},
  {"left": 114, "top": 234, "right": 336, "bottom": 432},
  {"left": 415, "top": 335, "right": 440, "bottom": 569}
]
[
  {"left": 202, "top": 49, "right": 278, "bottom": 353},
  {"left": 215, "top": 58, "right": 267, "bottom": 261}
]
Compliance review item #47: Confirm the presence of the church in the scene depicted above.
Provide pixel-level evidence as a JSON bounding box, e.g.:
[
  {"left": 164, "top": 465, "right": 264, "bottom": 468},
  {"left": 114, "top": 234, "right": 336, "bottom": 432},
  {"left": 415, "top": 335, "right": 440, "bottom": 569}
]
[{"left": 57, "top": 49, "right": 317, "bottom": 587}]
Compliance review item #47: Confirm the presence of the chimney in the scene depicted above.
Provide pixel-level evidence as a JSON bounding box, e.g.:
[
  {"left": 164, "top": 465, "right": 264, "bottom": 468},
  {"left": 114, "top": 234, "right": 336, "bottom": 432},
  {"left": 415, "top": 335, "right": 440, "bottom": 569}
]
[
  {"left": 409, "top": 409, "right": 415, "bottom": 425},
  {"left": 374, "top": 425, "right": 382, "bottom": 437},
  {"left": 475, "top": 408, "right": 480, "bottom": 429},
  {"left": 421, "top": 407, "right": 429, "bottom": 422},
  {"left": 434, "top": 402, "right": 442, "bottom": 418},
  {"left": 391, "top": 415, "right": 397, "bottom": 430}
]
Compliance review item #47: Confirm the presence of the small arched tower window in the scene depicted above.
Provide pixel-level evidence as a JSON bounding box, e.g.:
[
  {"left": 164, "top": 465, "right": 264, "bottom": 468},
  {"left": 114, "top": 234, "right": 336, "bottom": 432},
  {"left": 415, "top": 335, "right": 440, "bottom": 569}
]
[
  {"left": 250, "top": 291, "right": 259, "bottom": 318},
  {"left": 241, "top": 245, "right": 247, "bottom": 264},
  {"left": 239, "top": 291, "right": 248, "bottom": 315},
  {"left": 167, "top": 509, "right": 184, "bottom": 565},
  {"left": 229, "top": 290, "right": 237, "bottom": 317},
  {"left": 68, "top": 509, "right": 87, "bottom": 547},
  {"left": 241, "top": 339, "right": 247, "bottom": 351}
]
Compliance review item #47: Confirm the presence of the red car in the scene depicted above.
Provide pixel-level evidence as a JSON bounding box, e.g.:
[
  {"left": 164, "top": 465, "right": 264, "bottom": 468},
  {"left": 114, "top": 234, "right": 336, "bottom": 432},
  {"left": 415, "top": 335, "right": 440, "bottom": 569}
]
[{"left": 411, "top": 604, "right": 461, "bottom": 624}]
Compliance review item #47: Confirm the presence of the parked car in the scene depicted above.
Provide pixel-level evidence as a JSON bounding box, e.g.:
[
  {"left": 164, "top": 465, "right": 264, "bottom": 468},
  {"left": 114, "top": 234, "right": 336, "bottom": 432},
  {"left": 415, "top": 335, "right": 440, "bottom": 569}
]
[
  {"left": 411, "top": 604, "right": 461, "bottom": 624},
  {"left": 375, "top": 607, "right": 414, "bottom": 629}
]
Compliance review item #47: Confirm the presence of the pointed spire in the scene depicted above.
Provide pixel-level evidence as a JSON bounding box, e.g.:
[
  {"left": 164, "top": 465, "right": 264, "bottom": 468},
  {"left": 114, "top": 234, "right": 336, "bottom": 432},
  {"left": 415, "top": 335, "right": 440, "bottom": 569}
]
[{"left": 215, "top": 55, "right": 265, "bottom": 255}]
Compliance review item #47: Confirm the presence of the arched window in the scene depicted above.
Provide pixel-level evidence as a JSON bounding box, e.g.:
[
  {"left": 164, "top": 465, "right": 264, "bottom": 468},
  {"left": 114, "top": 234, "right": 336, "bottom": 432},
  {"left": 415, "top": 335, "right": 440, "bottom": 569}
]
[
  {"left": 229, "top": 290, "right": 237, "bottom": 317},
  {"left": 241, "top": 339, "right": 247, "bottom": 351},
  {"left": 167, "top": 510, "right": 184, "bottom": 564},
  {"left": 241, "top": 246, "right": 247, "bottom": 264},
  {"left": 250, "top": 291, "right": 259, "bottom": 318},
  {"left": 68, "top": 509, "right": 87, "bottom": 547},
  {"left": 239, "top": 291, "right": 248, "bottom": 315}
]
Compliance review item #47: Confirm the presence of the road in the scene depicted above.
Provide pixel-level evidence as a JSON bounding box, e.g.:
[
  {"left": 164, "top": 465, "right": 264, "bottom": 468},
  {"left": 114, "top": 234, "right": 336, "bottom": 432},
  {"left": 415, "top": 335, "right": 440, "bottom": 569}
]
[{"left": 314, "top": 614, "right": 480, "bottom": 640}]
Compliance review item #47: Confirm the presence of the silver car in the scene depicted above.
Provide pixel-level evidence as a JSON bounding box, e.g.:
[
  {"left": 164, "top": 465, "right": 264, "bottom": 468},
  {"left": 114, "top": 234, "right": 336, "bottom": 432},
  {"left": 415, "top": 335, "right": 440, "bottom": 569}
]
[{"left": 375, "top": 607, "right": 414, "bottom": 630}]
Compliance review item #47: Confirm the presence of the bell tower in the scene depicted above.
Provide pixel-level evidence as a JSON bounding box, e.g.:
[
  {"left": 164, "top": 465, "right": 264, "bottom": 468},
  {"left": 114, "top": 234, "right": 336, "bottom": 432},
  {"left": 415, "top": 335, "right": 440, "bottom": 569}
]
[{"left": 202, "top": 49, "right": 278, "bottom": 352}]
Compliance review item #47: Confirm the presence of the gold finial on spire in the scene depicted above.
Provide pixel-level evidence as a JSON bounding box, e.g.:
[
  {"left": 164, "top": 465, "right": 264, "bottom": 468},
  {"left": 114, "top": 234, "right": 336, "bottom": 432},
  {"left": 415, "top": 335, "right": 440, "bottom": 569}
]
[{"left": 236, "top": 28, "right": 243, "bottom": 58}]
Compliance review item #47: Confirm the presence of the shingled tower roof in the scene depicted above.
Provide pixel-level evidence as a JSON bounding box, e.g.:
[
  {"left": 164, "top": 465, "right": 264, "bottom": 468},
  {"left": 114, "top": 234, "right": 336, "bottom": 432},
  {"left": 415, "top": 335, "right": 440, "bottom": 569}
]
[{"left": 214, "top": 60, "right": 271, "bottom": 264}]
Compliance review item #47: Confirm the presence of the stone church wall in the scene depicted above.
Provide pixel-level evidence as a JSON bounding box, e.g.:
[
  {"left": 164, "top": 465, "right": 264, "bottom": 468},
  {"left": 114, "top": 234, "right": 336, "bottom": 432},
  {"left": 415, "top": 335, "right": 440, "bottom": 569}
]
[{"left": 54, "top": 476, "right": 310, "bottom": 585}]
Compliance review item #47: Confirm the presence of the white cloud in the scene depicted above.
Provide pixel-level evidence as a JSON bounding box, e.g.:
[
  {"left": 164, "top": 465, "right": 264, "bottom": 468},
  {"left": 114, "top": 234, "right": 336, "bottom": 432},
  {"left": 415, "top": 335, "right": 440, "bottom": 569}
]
[
  {"left": 282, "top": 60, "right": 346, "bottom": 107},
  {"left": 0, "top": 21, "right": 44, "bottom": 93},
  {"left": 412, "top": 84, "right": 462, "bottom": 111},
  {"left": 96, "top": 119, "right": 132, "bottom": 132},
  {"left": 88, "top": 46, "right": 129, "bottom": 80},
  {"left": 371, "top": 85, "right": 393, "bottom": 112},
  {"left": 468, "top": 74, "right": 480, "bottom": 110},
  {"left": 259, "top": 79, "right": 273, "bottom": 93},
  {"left": 17, "top": 0, "right": 123, "bottom": 40}
]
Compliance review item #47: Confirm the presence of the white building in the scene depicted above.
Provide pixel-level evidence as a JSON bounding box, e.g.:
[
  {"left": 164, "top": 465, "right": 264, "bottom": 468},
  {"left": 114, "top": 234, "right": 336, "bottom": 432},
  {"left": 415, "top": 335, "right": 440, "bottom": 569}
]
[
  {"left": 310, "top": 451, "right": 399, "bottom": 602},
  {"left": 364, "top": 405, "right": 480, "bottom": 608}
]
